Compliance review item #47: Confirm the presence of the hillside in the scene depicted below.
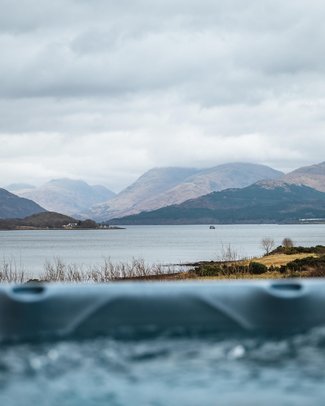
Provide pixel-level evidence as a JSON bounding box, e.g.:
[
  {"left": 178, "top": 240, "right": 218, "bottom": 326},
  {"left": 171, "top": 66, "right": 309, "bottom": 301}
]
[
  {"left": 109, "top": 183, "right": 325, "bottom": 225},
  {"left": 16, "top": 178, "right": 116, "bottom": 216},
  {"left": 0, "top": 188, "right": 46, "bottom": 219},
  {"left": 90, "top": 163, "right": 283, "bottom": 221},
  {"left": 282, "top": 161, "right": 325, "bottom": 192},
  {"left": 89, "top": 167, "right": 199, "bottom": 220},
  {"left": 142, "top": 163, "right": 283, "bottom": 211},
  {"left": 0, "top": 212, "right": 100, "bottom": 230}
]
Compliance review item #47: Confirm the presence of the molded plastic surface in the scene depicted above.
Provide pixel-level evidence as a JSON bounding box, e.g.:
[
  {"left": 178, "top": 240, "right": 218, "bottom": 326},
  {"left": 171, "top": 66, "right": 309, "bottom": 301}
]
[{"left": 0, "top": 279, "right": 324, "bottom": 342}]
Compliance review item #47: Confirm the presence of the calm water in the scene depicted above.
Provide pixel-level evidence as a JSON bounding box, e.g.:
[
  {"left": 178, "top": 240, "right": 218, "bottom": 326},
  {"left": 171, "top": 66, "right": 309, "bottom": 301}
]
[
  {"left": 0, "top": 224, "right": 324, "bottom": 275},
  {"left": 2, "top": 330, "right": 325, "bottom": 405}
]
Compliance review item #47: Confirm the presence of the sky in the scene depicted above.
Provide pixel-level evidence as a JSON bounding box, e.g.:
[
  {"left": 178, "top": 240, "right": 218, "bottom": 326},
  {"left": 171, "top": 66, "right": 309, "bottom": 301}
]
[{"left": 1, "top": 0, "right": 325, "bottom": 192}]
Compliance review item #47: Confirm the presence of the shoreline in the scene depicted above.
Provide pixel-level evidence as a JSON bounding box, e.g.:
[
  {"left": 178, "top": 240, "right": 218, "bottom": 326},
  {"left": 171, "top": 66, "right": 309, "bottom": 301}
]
[
  {"left": 0, "top": 245, "right": 324, "bottom": 283},
  {"left": 0, "top": 226, "right": 125, "bottom": 231}
]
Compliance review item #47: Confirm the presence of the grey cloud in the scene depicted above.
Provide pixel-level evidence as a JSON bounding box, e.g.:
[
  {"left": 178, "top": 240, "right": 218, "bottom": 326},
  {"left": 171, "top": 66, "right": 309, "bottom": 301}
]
[
  {"left": 1, "top": 0, "right": 325, "bottom": 101},
  {"left": 0, "top": 0, "right": 325, "bottom": 189}
]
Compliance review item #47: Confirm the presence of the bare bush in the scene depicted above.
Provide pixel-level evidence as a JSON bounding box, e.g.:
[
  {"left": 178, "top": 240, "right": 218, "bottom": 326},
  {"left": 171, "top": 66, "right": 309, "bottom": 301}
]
[
  {"left": 0, "top": 256, "right": 186, "bottom": 284},
  {"left": 40, "top": 257, "right": 182, "bottom": 283},
  {"left": 0, "top": 258, "right": 26, "bottom": 283},
  {"left": 219, "top": 244, "right": 239, "bottom": 262}
]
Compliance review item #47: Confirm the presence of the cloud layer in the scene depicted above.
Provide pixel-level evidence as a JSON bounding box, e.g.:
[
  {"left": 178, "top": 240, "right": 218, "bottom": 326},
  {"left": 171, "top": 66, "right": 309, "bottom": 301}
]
[{"left": 1, "top": 0, "right": 325, "bottom": 190}]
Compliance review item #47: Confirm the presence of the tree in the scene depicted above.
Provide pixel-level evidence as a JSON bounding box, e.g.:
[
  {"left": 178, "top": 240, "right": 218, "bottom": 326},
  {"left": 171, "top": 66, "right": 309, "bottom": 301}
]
[
  {"left": 78, "top": 219, "right": 98, "bottom": 229},
  {"left": 282, "top": 238, "right": 294, "bottom": 248},
  {"left": 261, "top": 237, "right": 275, "bottom": 255}
]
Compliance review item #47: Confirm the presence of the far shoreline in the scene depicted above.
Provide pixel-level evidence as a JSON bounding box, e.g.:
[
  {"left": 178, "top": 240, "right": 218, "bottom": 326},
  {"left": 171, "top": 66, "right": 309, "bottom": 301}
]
[{"left": 0, "top": 226, "right": 125, "bottom": 231}]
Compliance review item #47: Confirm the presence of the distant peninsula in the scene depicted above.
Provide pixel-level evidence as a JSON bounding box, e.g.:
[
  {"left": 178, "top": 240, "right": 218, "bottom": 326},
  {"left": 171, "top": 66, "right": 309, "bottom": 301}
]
[{"left": 0, "top": 212, "right": 124, "bottom": 230}]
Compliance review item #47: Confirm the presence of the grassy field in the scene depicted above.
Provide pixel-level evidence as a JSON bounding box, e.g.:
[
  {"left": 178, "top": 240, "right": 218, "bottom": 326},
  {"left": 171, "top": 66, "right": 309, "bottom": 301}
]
[
  {"left": 241, "top": 253, "right": 317, "bottom": 267},
  {"left": 189, "top": 246, "right": 325, "bottom": 280}
]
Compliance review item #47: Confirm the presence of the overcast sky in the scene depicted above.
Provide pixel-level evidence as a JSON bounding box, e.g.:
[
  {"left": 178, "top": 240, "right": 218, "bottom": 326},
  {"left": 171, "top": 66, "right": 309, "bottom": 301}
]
[{"left": 1, "top": 0, "right": 325, "bottom": 191}]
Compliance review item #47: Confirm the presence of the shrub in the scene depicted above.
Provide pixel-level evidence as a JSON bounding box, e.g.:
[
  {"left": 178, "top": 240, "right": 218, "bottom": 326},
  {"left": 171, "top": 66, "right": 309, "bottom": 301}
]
[
  {"left": 191, "top": 262, "right": 251, "bottom": 277},
  {"left": 249, "top": 261, "right": 268, "bottom": 275},
  {"left": 308, "top": 268, "right": 325, "bottom": 277},
  {"left": 269, "top": 245, "right": 325, "bottom": 255},
  {"left": 268, "top": 265, "right": 280, "bottom": 273},
  {"left": 278, "top": 255, "right": 325, "bottom": 274},
  {"left": 192, "top": 265, "right": 223, "bottom": 277},
  {"left": 286, "top": 255, "right": 325, "bottom": 272},
  {"left": 279, "top": 265, "right": 287, "bottom": 274}
]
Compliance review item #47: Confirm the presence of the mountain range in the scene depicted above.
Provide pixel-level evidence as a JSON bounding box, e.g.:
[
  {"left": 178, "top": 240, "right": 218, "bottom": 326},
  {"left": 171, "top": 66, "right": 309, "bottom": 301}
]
[
  {"left": 2, "top": 161, "right": 325, "bottom": 224},
  {"left": 88, "top": 162, "right": 283, "bottom": 220},
  {"left": 7, "top": 178, "right": 116, "bottom": 217},
  {"left": 108, "top": 161, "right": 325, "bottom": 224},
  {"left": 109, "top": 182, "right": 325, "bottom": 225}
]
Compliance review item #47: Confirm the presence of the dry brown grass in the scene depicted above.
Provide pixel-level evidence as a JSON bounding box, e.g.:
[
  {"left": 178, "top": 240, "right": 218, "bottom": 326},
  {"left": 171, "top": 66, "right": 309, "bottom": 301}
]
[{"left": 241, "top": 253, "right": 318, "bottom": 268}]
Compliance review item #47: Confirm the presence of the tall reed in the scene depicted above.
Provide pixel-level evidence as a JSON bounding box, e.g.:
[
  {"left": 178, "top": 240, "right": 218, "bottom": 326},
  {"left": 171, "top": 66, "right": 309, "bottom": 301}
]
[{"left": 0, "top": 257, "right": 184, "bottom": 283}]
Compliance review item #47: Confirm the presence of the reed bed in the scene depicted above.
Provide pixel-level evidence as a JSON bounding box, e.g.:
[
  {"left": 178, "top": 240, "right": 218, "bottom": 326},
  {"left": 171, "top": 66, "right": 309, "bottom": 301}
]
[
  {"left": 0, "top": 257, "right": 185, "bottom": 283},
  {"left": 0, "top": 258, "right": 26, "bottom": 283}
]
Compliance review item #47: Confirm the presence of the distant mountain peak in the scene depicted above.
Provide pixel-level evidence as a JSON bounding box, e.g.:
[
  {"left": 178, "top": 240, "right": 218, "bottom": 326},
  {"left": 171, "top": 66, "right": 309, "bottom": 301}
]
[
  {"left": 15, "top": 178, "right": 116, "bottom": 216},
  {"left": 289, "top": 161, "right": 325, "bottom": 175},
  {"left": 88, "top": 162, "right": 283, "bottom": 221},
  {"left": 282, "top": 161, "right": 325, "bottom": 192}
]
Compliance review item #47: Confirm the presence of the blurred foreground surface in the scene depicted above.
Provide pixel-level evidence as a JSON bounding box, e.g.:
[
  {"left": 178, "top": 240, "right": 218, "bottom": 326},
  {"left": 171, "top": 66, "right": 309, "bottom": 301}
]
[{"left": 1, "top": 329, "right": 325, "bottom": 405}]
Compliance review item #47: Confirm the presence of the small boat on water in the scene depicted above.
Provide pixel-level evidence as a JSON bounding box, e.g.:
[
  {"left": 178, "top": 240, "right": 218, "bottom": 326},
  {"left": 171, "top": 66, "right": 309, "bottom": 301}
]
[{"left": 209, "top": 225, "right": 215, "bottom": 229}]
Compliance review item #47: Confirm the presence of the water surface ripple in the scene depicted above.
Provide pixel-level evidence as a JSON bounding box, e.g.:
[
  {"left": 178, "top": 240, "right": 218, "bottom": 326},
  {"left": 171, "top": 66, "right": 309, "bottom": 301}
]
[{"left": 1, "top": 328, "right": 325, "bottom": 405}]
